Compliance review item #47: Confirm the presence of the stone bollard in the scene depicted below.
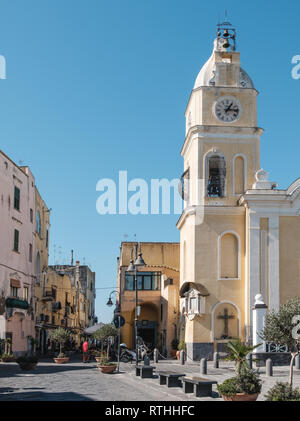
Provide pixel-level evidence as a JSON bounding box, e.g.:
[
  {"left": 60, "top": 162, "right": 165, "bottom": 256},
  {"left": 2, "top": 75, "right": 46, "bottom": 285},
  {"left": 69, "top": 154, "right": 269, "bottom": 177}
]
[
  {"left": 153, "top": 348, "right": 158, "bottom": 363},
  {"left": 144, "top": 356, "right": 150, "bottom": 366},
  {"left": 180, "top": 350, "right": 185, "bottom": 365},
  {"left": 213, "top": 352, "right": 219, "bottom": 368},
  {"left": 246, "top": 353, "right": 253, "bottom": 370},
  {"left": 266, "top": 358, "right": 273, "bottom": 377},
  {"left": 200, "top": 358, "right": 207, "bottom": 375},
  {"left": 295, "top": 354, "right": 300, "bottom": 370}
]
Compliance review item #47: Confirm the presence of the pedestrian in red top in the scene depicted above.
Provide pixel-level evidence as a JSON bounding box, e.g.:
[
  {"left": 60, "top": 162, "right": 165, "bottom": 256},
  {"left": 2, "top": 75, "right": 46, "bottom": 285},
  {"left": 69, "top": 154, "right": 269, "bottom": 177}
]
[{"left": 82, "top": 339, "right": 89, "bottom": 363}]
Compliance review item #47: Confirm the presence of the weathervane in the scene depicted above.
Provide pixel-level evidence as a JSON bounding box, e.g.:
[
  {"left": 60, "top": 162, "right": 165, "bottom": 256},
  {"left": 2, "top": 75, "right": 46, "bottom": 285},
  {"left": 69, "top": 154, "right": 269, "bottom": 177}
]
[{"left": 217, "top": 11, "right": 236, "bottom": 51}]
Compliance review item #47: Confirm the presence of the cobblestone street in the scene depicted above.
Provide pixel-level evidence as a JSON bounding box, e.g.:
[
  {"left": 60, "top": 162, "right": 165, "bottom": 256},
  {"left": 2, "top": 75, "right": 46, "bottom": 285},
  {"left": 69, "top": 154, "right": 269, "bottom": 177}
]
[{"left": 1, "top": 356, "right": 300, "bottom": 401}]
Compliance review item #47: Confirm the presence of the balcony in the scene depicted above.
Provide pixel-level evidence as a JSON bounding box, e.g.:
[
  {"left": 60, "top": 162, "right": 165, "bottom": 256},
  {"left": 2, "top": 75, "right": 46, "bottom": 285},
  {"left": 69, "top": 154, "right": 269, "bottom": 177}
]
[
  {"left": 40, "top": 290, "right": 55, "bottom": 302},
  {"left": 6, "top": 297, "right": 29, "bottom": 310}
]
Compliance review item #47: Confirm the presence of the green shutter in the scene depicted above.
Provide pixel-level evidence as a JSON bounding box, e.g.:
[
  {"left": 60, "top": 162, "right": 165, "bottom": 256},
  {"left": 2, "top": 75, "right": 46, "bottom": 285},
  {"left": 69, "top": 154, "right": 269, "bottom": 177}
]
[
  {"left": 14, "top": 186, "right": 20, "bottom": 210},
  {"left": 13, "top": 229, "right": 19, "bottom": 252}
]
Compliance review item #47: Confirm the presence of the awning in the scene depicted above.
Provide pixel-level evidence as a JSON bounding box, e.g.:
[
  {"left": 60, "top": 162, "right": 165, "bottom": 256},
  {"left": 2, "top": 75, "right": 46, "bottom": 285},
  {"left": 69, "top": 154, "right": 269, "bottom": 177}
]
[
  {"left": 83, "top": 323, "right": 104, "bottom": 335},
  {"left": 179, "top": 282, "right": 209, "bottom": 298}
]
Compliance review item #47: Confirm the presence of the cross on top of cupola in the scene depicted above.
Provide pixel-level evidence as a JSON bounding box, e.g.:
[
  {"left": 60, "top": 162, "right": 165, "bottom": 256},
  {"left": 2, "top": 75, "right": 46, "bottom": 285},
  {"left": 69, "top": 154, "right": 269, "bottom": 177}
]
[{"left": 216, "top": 12, "right": 236, "bottom": 52}]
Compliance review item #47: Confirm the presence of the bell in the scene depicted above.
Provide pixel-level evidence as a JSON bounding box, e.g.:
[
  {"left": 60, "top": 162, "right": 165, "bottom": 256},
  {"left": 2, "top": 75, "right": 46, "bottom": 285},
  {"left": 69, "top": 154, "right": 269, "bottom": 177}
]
[
  {"left": 223, "top": 40, "right": 230, "bottom": 49},
  {"left": 217, "top": 31, "right": 221, "bottom": 37},
  {"left": 223, "top": 29, "right": 229, "bottom": 37}
]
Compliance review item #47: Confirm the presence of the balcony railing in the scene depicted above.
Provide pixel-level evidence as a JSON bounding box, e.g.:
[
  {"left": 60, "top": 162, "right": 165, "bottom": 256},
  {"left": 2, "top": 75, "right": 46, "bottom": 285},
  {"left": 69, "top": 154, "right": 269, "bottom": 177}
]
[
  {"left": 6, "top": 297, "right": 29, "bottom": 310},
  {"left": 41, "top": 290, "right": 55, "bottom": 302}
]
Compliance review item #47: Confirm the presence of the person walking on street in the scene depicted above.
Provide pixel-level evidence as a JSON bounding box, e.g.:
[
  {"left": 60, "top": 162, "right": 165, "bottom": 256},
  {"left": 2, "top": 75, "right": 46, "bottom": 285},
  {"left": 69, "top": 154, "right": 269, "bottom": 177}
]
[{"left": 82, "top": 339, "right": 89, "bottom": 363}]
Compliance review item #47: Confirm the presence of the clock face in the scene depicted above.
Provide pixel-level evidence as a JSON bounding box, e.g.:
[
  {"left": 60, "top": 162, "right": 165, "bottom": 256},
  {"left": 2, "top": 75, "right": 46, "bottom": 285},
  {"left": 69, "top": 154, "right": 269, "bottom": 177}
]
[{"left": 214, "top": 96, "right": 241, "bottom": 123}]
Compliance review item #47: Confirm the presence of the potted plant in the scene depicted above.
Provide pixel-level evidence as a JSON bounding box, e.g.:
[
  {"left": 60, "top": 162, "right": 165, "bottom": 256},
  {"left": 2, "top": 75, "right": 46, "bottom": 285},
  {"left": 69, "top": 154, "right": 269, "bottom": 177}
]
[
  {"left": 217, "top": 367, "right": 262, "bottom": 401},
  {"left": 97, "top": 353, "right": 117, "bottom": 374},
  {"left": 93, "top": 350, "right": 102, "bottom": 363},
  {"left": 176, "top": 340, "right": 186, "bottom": 360},
  {"left": 93, "top": 323, "right": 118, "bottom": 357},
  {"left": 1, "top": 353, "right": 14, "bottom": 362},
  {"left": 217, "top": 339, "right": 262, "bottom": 401},
  {"left": 170, "top": 339, "right": 179, "bottom": 359},
  {"left": 49, "top": 327, "right": 70, "bottom": 364},
  {"left": 16, "top": 355, "right": 38, "bottom": 371}
]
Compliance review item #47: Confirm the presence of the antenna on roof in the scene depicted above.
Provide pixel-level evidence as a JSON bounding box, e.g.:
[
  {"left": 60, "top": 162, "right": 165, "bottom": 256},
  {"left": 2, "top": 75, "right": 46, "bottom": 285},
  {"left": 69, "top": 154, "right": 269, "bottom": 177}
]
[{"left": 71, "top": 249, "right": 74, "bottom": 266}]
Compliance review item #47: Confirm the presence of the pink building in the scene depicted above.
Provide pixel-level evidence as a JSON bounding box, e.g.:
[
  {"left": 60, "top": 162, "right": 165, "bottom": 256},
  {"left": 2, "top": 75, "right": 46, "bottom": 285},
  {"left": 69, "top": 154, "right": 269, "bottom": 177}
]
[{"left": 0, "top": 150, "right": 37, "bottom": 356}]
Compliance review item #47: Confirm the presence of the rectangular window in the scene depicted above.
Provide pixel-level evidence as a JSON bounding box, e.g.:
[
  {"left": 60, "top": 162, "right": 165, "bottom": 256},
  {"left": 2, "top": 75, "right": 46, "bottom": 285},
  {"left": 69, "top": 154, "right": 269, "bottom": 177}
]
[
  {"left": 29, "top": 243, "right": 32, "bottom": 262},
  {"left": 125, "top": 272, "right": 161, "bottom": 291},
  {"left": 23, "top": 286, "right": 29, "bottom": 301},
  {"left": 11, "top": 286, "right": 18, "bottom": 298},
  {"left": 30, "top": 208, "right": 33, "bottom": 223},
  {"left": 14, "top": 186, "right": 20, "bottom": 211},
  {"left": 13, "top": 229, "right": 19, "bottom": 252}
]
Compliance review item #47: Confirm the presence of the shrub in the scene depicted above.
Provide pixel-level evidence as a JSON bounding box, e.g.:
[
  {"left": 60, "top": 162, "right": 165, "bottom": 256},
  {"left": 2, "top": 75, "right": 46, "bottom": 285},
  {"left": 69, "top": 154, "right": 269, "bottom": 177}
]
[
  {"left": 171, "top": 339, "right": 179, "bottom": 350},
  {"left": 1, "top": 353, "right": 14, "bottom": 359},
  {"left": 217, "top": 368, "right": 261, "bottom": 397},
  {"left": 265, "top": 382, "right": 300, "bottom": 401},
  {"left": 235, "top": 368, "right": 262, "bottom": 395},
  {"left": 16, "top": 356, "right": 38, "bottom": 364},
  {"left": 217, "top": 377, "right": 240, "bottom": 396},
  {"left": 57, "top": 353, "right": 67, "bottom": 358},
  {"left": 177, "top": 340, "right": 186, "bottom": 351},
  {"left": 98, "top": 354, "right": 116, "bottom": 366}
]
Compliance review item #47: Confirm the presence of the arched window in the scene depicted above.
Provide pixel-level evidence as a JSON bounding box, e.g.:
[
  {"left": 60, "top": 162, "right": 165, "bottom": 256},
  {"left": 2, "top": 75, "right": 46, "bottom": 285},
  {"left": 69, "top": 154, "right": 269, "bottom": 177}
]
[
  {"left": 233, "top": 155, "right": 245, "bottom": 195},
  {"left": 206, "top": 155, "right": 226, "bottom": 197},
  {"left": 36, "top": 210, "right": 41, "bottom": 236},
  {"left": 219, "top": 232, "right": 239, "bottom": 279},
  {"left": 36, "top": 252, "right": 41, "bottom": 284}
]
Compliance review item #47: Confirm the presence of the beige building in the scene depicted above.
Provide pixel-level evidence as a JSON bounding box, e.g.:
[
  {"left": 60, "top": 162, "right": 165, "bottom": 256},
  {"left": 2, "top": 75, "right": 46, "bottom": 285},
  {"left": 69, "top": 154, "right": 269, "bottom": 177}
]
[
  {"left": 34, "top": 186, "right": 51, "bottom": 353},
  {"left": 177, "top": 22, "right": 300, "bottom": 360},
  {"left": 117, "top": 242, "right": 180, "bottom": 356}
]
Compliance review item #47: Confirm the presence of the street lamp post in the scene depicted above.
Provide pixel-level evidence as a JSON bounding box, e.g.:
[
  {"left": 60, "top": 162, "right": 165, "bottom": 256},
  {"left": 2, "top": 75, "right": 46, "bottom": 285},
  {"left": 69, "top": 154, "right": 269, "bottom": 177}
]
[
  {"left": 106, "top": 290, "right": 121, "bottom": 373},
  {"left": 127, "top": 243, "right": 146, "bottom": 370}
]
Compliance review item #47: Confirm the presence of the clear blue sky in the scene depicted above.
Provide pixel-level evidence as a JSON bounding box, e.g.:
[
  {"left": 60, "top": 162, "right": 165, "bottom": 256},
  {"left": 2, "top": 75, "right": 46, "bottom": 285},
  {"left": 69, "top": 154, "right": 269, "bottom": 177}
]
[{"left": 0, "top": 0, "right": 299, "bottom": 322}]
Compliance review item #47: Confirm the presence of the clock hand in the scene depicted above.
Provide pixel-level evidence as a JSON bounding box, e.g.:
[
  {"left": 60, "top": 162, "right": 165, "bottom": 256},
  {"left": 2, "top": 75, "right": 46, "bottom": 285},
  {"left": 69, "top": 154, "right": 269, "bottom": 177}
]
[{"left": 225, "top": 102, "right": 233, "bottom": 113}]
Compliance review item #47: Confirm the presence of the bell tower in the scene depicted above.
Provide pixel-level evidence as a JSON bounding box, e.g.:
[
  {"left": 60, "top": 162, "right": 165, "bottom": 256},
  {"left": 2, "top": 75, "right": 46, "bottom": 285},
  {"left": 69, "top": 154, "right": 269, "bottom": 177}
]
[{"left": 178, "top": 21, "right": 263, "bottom": 361}]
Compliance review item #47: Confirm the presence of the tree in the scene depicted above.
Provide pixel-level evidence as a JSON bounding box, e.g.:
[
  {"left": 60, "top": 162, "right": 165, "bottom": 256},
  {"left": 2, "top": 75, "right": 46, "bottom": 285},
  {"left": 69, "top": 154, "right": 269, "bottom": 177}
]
[
  {"left": 49, "top": 328, "right": 70, "bottom": 356},
  {"left": 261, "top": 298, "right": 300, "bottom": 387},
  {"left": 93, "top": 323, "right": 117, "bottom": 356},
  {"left": 225, "top": 339, "right": 262, "bottom": 375}
]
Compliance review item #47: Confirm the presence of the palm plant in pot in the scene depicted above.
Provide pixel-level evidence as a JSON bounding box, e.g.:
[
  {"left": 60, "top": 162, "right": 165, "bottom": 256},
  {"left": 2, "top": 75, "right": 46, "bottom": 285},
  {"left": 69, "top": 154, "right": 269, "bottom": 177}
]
[
  {"left": 217, "top": 339, "right": 262, "bottom": 401},
  {"left": 49, "top": 327, "right": 70, "bottom": 364},
  {"left": 97, "top": 353, "right": 117, "bottom": 374}
]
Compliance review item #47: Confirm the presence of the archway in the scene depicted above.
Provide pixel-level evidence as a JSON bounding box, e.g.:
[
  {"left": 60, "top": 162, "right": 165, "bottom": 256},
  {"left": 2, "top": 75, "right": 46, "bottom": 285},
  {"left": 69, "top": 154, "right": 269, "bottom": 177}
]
[
  {"left": 133, "top": 302, "right": 159, "bottom": 350},
  {"left": 211, "top": 301, "right": 241, "bottom": 352}
]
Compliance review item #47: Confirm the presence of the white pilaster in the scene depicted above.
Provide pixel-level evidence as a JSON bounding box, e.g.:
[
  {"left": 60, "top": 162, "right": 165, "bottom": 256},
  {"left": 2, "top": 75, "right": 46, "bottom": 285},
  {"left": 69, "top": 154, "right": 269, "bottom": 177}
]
[
  {"left": 268, "top": 215, "right": 280, "bottom": 311},
  {"left": 248, "top": 212, "right": 260, "bottom": 331},
  {"left": 252, "top": 294, "right": 267, "bottom": 353}
]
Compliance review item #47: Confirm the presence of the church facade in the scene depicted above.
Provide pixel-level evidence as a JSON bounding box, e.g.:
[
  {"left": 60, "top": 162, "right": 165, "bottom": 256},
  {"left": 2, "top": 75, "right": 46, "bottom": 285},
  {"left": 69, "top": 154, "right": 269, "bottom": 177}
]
[{"left": 177, "top": 23, "right": 300, "bottom": 361}]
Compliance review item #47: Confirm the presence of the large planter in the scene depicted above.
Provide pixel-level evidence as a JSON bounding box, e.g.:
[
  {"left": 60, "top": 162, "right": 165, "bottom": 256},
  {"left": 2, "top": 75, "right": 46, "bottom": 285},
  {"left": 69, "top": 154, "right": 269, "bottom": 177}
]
[
  {"left": 97, "top": 364, "right": 117, "bottom": 374},
  {"left": 53, "top": 357, "right": 70, "bottom": 364},
  {"left": 1, "top": 356, "right": 14, "bottom": 362},
  {"left": 18, "top": 362, "right": 37, "bottom": 371},
  {"left": 222, "top": 393, "right": 259, "bottom": 402}
]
